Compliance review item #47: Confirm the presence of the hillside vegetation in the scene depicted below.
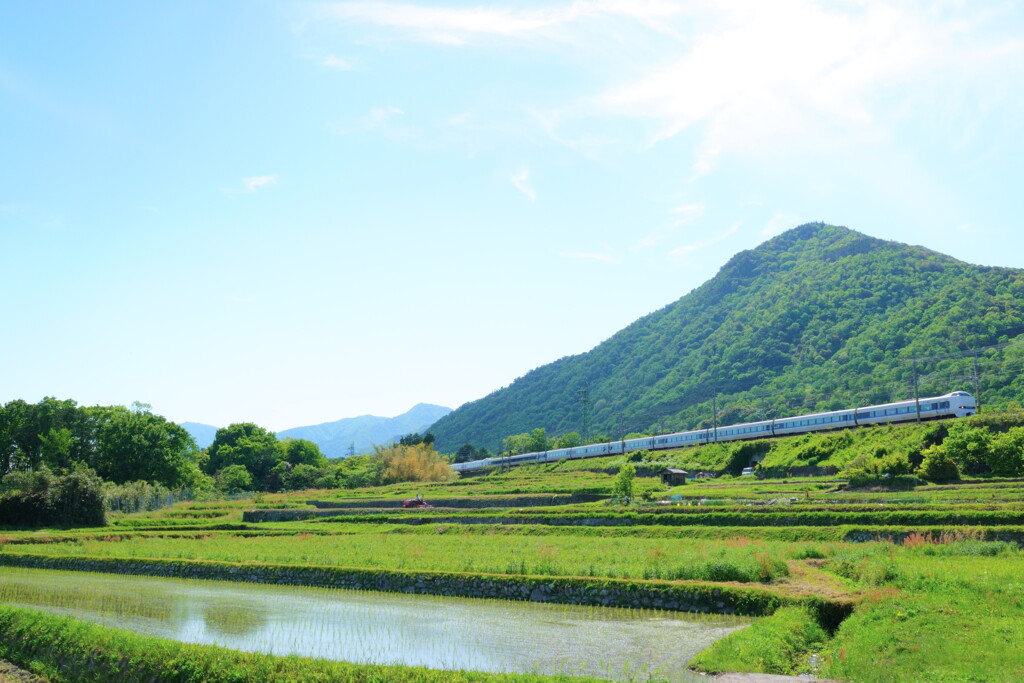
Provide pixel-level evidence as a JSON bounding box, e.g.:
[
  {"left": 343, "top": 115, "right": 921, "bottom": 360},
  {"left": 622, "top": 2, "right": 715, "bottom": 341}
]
[{"left": 430, "top": 224, "right": 1024, "bottom": 452}]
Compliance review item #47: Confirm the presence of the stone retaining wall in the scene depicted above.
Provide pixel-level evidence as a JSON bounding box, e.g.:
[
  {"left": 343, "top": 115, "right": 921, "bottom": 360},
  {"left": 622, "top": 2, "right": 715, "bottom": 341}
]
[
  {"left": 304, "top": 494, "right": 606, "bottom": 510},
  {"left": 243, "top": 511, "right": 636, "bottom": 524}
]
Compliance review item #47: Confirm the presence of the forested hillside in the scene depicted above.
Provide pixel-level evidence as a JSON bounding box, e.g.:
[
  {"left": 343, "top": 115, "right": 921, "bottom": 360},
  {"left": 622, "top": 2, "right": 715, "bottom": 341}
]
[{"left": 431, "top": 223, "right": 1024, "bottom": 452}]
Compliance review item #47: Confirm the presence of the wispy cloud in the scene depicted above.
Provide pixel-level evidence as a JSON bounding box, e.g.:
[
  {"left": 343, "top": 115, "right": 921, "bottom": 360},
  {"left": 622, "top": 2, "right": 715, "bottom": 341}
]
[
  {"left": 321, "top": 2, "right": 1023, "bottom": 181},
  {"left": 510, "top": 168, "right": 536, "bottom": 201},
  {"left": 629, "top": 236, "right": 658, "bottom": 252},
  {"left": 242, "top": 175, "right": 279, "bottom": 192},
  {"left": 670, "top": 202, "right": 704, "bottom": 225},
  {"left": 760, "top": 211, "right": 802, "bottom": 238},
  {"left": 323, "top": 55, "right": 354, "bottom": 70},
  {"left": 369, "top": 106, "right": 403, "bottom": 126},
  {"left": 597, "top": 1, "right": 1024, "bottom": 175},
  {"left": 318, "top": 1, "right": 685, "bottom": 45},
  {"left": 332, "top": 106, "right": 408, "bottom": 137},
  {"left": 568, "top": 251, "right": 620, "bottom": 265},
  {"left": 669, "top": 221, "right": 741, "bottom": 258},
  {"left": 631, "top": 202, "right": 705, "bottom": 252},
  {"left": 0, "top": 203, "right": 64, "bottom": 229}
]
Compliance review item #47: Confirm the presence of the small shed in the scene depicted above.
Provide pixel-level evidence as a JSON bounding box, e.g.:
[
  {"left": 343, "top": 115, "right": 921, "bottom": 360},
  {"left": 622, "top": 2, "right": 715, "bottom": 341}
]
[{"left": 660, "top": 468, "right": 688, "bottom": 486}]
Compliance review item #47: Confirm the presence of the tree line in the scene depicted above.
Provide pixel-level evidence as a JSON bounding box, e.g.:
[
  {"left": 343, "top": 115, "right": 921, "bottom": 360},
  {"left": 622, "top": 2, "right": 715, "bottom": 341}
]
[{"left": 0, "top": 399, "right": 458, "bottom": 527}]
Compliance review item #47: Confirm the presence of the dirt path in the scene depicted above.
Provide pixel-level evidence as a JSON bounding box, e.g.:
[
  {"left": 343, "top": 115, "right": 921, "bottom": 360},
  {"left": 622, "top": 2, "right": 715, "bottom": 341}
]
[{"left": 771, "top": 559, "right": 861, "bottom": 603}]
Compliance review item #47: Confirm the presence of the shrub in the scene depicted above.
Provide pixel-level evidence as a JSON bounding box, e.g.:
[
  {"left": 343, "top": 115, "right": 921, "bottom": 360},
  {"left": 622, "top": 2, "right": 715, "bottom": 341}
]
[
  {"left": 844, "top": 450, "right": 915, "bottom": 488},
  {"left": 216, "top": 465, "right": 254, "bottom": 493},
  {"left": 917, "top": 446, "right": 960, "bottom": 484},
  {"left": 988, "top": 427, "right": 1024, "bottom": 477},
  {"left": 613, "top": 464, "right": 636, "bottom": 502},
  {"left": 0, "top": 464, "right": 105, "bottom": 528},
  {"left": 940, "top": 423, "right": 992, "bottom": 475},
  {"left": 377, "top": 443, "right": 457, "bottom": 484}
]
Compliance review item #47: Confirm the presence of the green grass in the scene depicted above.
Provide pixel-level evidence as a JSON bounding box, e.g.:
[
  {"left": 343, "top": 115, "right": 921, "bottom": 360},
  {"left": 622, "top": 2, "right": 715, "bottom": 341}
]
[
  {"left": 819, "top": 588, "right": 1024, "bottom": 682},
  {"left": 689, "top": 605, "right": 827, "bottom": 676},
  {"left": 5, "top": 466, "right": 1024, "bottom": 681},
  {"left": 0, "top": 528, "right": 796, "bottom": 583}
]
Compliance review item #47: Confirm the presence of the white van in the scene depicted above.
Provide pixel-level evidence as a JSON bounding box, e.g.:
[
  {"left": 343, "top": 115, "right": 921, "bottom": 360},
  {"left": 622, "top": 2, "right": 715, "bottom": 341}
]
[{"left": 740, "top": 467, "right": 754, "bottom": 476}]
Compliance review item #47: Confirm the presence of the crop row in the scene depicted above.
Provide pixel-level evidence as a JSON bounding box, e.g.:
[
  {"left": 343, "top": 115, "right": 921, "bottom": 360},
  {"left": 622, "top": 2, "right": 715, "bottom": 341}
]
[
  {"left": 0, "top": 530, "right": 800, "bottom": 583},
  {"left": 0, "top": 604, "right": 607, "bottom": 683},
  {"left": 0, "top": 553, "right": 847, "bottom": 622}
]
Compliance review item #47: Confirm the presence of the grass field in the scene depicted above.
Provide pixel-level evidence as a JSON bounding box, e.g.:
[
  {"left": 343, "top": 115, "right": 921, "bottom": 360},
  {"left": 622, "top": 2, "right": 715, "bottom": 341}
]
[{"left": 3, "top": 427, "right": 1024, "bottom": 681}]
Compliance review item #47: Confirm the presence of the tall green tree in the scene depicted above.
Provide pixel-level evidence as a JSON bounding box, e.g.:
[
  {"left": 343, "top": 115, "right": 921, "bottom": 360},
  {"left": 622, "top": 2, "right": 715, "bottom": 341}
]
[
  {"left": 88, "top": 405, "right": 200, "bottom": 487},
  {"left": 613, "top": 463, "right": 636, "bottom": 502},
  {"left": 204, "top": 423, "right": 279, "bottom": 490},
  {"left": 277, "top": 438, "right": 326, "bottom": 468}
]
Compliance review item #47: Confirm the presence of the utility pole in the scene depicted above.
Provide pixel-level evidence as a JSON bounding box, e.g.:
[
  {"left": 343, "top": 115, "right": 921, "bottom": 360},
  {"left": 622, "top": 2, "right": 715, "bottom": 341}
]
[
  {"left": 578, "top": 388, "right": 591, "bottom": 443},
  {"left": 712, "top": 388, "right": 719, "bottom": 443},
  {"left": 756, "top": 390, "right": 772, "bottom": 421},
  {"left": 619, "top": 414, "right": 626, "bottom": 454},
  {"left": 972, "top": 353, "right": 982, "bottom": 413},
  {"left": 913, "top": 354, "right": 922, "bottom": 423}
]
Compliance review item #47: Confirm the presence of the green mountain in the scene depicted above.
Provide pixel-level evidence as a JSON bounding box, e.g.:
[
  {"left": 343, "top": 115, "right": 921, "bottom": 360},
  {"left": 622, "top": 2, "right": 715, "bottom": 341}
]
[{"left": 431, "top": 223, "right": 1024, "bottom": 452}]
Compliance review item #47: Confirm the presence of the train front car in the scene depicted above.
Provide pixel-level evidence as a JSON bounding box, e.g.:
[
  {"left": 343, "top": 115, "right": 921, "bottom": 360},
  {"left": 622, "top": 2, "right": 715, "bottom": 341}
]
[
  {"left": 948, "top": 391, "right": 977, "bottom": 417},
  {"left": 851, "top": 392, "right": 976, "bottom": 426}
]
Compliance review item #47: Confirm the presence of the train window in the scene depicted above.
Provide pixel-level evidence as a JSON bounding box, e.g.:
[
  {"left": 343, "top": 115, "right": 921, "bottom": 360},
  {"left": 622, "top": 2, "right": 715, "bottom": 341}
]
[{"left": 941, "top": 401, "right": 949, "bottom": 408}]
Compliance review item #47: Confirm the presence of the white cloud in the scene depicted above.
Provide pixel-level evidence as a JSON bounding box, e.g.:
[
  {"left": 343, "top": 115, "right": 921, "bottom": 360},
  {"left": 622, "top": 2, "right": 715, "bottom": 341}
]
[
  {"left": 316, "top": 0, "right": 1024, "bottom": 202},
  {"left": 597, "top": 1, "right": 1022, "bottom": 175},
  {"left": 669, "top": 221, "right": 741, "bottom": 257},
  {"left": 323, "top": 55, "right": 354, "bottom": 70},
  {"left": 510, "top": 168, "right": 536, "bottom": 201},
  {"left": 242, "top": 175, "right": 279, "bottom": 192},
  {"left": 568, "top": 251, "right": 620, "bottom": 265}
]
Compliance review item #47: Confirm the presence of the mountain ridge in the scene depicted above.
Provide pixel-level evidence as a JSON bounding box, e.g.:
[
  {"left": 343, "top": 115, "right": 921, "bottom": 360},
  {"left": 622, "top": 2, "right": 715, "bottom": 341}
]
[
  {"left": 181, "top": 403, "right": 451, "bottom": 456},
  {"left": 428, "top": 223, "right": 1024, "bottom": 452}
]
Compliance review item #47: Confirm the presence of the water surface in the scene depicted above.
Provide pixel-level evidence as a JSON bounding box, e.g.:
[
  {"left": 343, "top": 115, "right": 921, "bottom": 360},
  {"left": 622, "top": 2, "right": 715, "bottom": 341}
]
[{"left": 0, "top": 566, "right": 751, "bottom": 681}]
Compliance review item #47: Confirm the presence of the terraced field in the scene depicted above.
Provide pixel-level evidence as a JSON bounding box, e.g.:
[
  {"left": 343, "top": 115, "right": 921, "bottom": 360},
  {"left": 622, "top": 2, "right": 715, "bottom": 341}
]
[{"left": 2, "top": 458, "right": 1024, "bottom": 681}]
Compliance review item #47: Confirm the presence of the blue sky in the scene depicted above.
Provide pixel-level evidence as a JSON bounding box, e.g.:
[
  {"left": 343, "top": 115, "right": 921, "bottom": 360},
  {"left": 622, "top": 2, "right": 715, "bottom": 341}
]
[{"left": 2, "top": 1, "right": 1023, "bottom": 432}]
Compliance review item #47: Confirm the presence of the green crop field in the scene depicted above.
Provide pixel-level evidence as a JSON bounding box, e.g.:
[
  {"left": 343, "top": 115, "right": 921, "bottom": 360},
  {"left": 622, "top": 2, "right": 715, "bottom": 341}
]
[{"left": 4, "top": 424, "right": 1024, "bottom": 681}]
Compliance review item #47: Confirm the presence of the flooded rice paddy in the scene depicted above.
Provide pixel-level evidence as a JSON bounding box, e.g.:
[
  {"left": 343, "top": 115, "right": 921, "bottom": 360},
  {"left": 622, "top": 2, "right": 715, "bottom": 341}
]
[{"left": 0, "top": 566, "right": 752, "bottom": 681}]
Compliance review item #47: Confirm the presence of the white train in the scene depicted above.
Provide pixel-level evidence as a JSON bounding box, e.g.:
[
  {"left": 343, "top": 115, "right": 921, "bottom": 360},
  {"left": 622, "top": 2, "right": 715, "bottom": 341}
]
[{"left": 451, "top": 391, "right": 977, "bottom": 473}]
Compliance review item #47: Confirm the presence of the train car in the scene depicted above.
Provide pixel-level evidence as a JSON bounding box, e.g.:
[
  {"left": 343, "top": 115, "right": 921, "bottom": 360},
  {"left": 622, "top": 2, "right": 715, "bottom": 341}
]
[{"left": 451, "top": 391, "right": 977, "bottom": 473}]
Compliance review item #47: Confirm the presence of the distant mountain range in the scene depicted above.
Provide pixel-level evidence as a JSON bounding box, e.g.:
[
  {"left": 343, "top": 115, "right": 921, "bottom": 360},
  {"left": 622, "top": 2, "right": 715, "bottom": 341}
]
[
  {"left": 427, "top": 223, "right": 1024, "bottom": 452},
  {"left": 181, "top": 403, "right": 451, "bottom": 457},
  {"left": 179, "top": 422, "right": 219, "bottom": 450}
]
